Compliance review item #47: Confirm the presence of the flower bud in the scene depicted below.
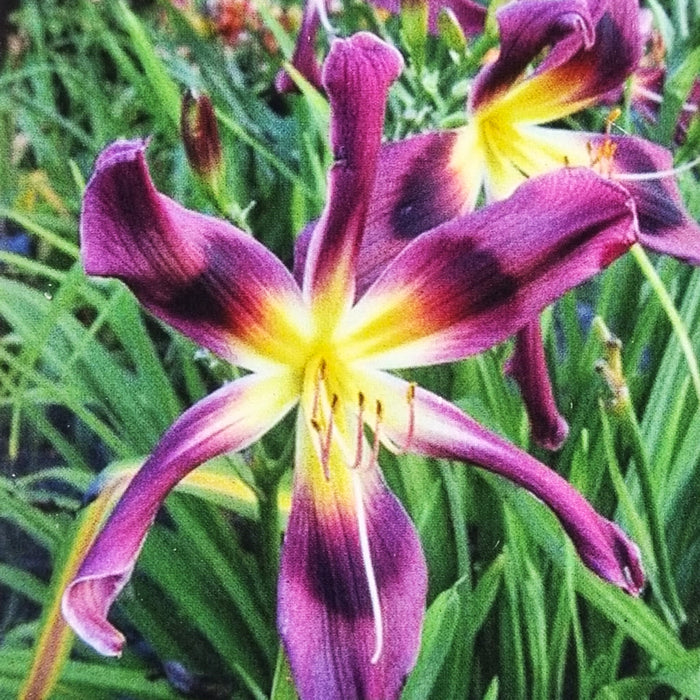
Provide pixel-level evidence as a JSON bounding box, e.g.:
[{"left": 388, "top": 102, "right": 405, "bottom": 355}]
[{"left": 180, "top": 90, "right": 223, "bottom": 184}]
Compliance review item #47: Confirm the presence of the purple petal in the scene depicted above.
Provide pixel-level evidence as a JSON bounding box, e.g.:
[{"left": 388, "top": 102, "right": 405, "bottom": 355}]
[
  {"left": 275, "top": 0, "right": 323, "bottom": 94},
  {"left": 81, "top": 140, "right": 309, "bottom": 370},
  {"left": 342, "top": 169, "right": 637, "bottom": 368},
  {"left": 294, "top": 130, "right": 470, "bottom": 297},
  {"left": 370, "top": 373, "right": 645, "bottom": 594},
  {"left": 62, "top": 372, "right": 298, "bottom": 655},
  {"left": 278, "top": 427, "right": 426, "bottom": 700},
  {"left": 301, "top": 33, "right": 403, "bottom": 316},
  {"left": 582, "top": 134, "right": 700, "bottom": 264},
  {"left": 505, "top": 321, "right": 569, "bottom": 451},
  {"left": 471, "top": 0, "right": 641, "bottom": 113},
  {"left": 470, "top": 0, "right": 598, "bottom": 110}
]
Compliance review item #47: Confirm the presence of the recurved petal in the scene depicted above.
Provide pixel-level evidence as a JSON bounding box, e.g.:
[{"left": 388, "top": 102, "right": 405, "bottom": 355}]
[
  {"left": 470, "top": 0, "right": 597, "bottom": 111},
  {"left": 62, "top": 371, "right": 299, "bottom": 656},
  {"left": 81, "top": 140, "right": 310, "bottom": 371},
  {"left": 302, "top": 33, "right": 403, "bottom": 318},
  {"left": 472, "top": 0, "right": 641, "bottom": 118},
  {"left": 278, "top": 421, "right": 427, "bottom": 700},
  {"left": 505, "top": 321, "right": 569, "bottom": 451},
  {"left": 365, "top": 371, "right": 645, "bottom": 595},
  {"left": 341, "top": 169, "right": 637, "bottom": 368}
]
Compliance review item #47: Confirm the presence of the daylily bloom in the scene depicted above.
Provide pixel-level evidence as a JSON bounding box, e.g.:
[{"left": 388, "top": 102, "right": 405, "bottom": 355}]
[
  {"left": 275, "top": 0, "right": 487, "bottom": 92},
  {"left": 322, "top": 0, "right": 700, "bottom": 449},
  {"left": 62, "top": 32, "right": 644, "bottom": 700}
]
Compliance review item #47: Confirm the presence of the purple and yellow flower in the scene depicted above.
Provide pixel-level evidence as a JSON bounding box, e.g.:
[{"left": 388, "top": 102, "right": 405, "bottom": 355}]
[
  {"left": 62, "top": 32, "right": 644, "bottom": 699},
  {"left": 331, "top": 0, "right": 700, "bottom": 449},
  {"left": 275, "top": 0, "right": 487, "bottom": 92}
]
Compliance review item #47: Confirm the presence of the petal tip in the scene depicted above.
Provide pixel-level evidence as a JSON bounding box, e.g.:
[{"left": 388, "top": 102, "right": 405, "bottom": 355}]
[
  {"left": 583, "top": 520, "right": 645, "bottom": 597},
  {"left": 93, "top": 137, "right": 149, "bottom": 173},
  {"left": 533, "top": 414, "right": 569, "bottom": 451},
  {"left": 609, "top": 522, "right": 645, "bottom": 597},
  {"left": 61, "top": 574, "right": 127, "bottom": 657},
  {"left": 324, "top": 32, "right": 404, "bottom": 92}
]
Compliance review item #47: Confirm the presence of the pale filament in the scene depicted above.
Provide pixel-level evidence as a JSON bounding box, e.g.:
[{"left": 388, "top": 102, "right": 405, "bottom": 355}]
[
  {"left": 352, "top": 471, "right": 383, "bottom": 665},
  {"left": 352, "top": 392, "right": 366, "bottom": 470},
  {"left": 610, "top": 154, "right": 700, "bottom": 182},
  {"left": 402, "top": 383, "right": 416, "bottom": 453},
  {"left": 319, "top": 395, "right": 339, "bottom": 480},
  {"left": 310, "top": 360, "right": 337, "bottom": 481},
  {"left": 310, "top": 359, "right": 327, "bottom": 424},
  {"left": 371, "top": 400, "right": 383, "bottom": 465}
]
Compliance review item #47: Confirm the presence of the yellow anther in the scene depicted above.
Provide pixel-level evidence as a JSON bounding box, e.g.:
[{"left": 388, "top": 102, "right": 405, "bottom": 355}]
[
  {"left": 605, "top": 107, "right": 622, "bottom": 135},
  {"left": 588, "top": 138, "right": 618, "bottom": 177}
]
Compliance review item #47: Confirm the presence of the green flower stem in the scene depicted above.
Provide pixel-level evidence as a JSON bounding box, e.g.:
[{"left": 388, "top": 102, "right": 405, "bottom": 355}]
[
  {"left": 258, "top": 478, "right": 281, "bottom": 605},
  {"left": 255, "top": 436, "right": 294, "bottom": 605},
  {"left": 594, "top": 317, "right": 686, "bottom": 629},
  {"left": 616, "top": 396, "right": 686, "bottom": 628},
  {"left": 630, "top": 243, "right": 700, "bottom": 405}
]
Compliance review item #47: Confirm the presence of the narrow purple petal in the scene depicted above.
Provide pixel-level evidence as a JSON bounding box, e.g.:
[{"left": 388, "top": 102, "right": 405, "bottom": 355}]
[
  {"left": 62, "top": 373, "right": 298, "bottom": 655},
  {"left": 505, "top": 322, "right": 569, "bottom": 451},
  {"left": 81, "top": 140, "right": 310, "bottom": 369},
  {"left": 342, "top": 169, "right": 637, "bottom": 368},
  {"left": 278, "top": 432, "right": 426, "bottom": 700},
  {"left": 302, "top": 33, "right": 403, "bottom": 315},
  {"left": 275, "top": 0, "right": 323, "bottom": 94},
  {"left": 372, "top": 374, "right": 645, "bottom": 594}
]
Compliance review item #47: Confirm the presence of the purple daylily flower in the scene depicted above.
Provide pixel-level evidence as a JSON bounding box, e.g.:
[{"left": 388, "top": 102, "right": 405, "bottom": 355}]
[
  {"left": 62, "top": 32, "right": 644, "bottom": 700},
  {"left": 275, "top": 0, "right": 487, "bottom": 92},
  {"left": 313, "top": 0, "right": 700, "bottom": 449}
]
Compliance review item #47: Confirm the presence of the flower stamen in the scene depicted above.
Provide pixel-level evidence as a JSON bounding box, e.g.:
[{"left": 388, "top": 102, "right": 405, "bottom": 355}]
[
  {"left": 587, "top": 138, "right": 618, "bottom": 177},
  {"left": 605, "top": 107, "right": 624, "bottom": 136},
  {"left": 371, "top": 400, "right": 383, "bottom": 465},
  {"left": 311, "top": 392, "right": 337, "bottom": 481},
  {"left": 352, "top": 471, "right": 383, "bottom": 665},
  {"left": 403, "top": 383, "right": 417, "bottom": 452},
  {"left": 610, "top": 154, "right": 700, "bottom": 182},
  {"left": 352, "top": 392, "right": 366, "bottom": 470},
  {"left": 311, "top": 359, "right": 327, "bottom": 424}
]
